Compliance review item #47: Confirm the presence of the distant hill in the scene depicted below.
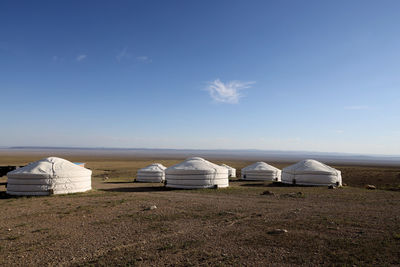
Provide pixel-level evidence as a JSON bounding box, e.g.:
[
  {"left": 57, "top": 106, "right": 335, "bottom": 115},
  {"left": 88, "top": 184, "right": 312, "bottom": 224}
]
[{"left": 2, "top": 146, "right": 400, "bottom": 166}]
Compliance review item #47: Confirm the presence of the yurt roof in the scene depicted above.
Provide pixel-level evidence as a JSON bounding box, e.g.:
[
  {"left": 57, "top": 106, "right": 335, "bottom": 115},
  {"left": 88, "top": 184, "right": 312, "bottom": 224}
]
[
  {"left": 138, "top": 163, "right": 166, "bottom": 172},
  {"left": 7, "top": 157, "right": 92, "bottom": 178},
  {"left": 282, "top": 159, "right": 340, "bottom": 175},
  {"left": 221, "top": 164, "right": 235, "bottom": 170},
  {"left": 166, "top": 157, "right": 228, "bottom": 175},
  {"left": 242, "top": 162, "right": 280, "bottom": 172}
]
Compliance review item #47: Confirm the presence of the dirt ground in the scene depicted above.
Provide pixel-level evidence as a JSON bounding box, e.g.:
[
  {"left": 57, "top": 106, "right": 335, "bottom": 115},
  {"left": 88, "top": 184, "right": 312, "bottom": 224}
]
[{"left": 0, "top": 154, "right": 400, "bottom": 266}]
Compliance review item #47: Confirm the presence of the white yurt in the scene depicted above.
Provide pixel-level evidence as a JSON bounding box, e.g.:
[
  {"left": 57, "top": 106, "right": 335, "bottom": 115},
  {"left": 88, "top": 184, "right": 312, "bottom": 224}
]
[
  {"left": 136, "top": 163, "right": 166, "bottom": 183},
  {"left": 281, "top": 159, "right": 342, "bottom": 186},
  {"left": 7, "top": 157, "right": 92, "bottom": 196},
  {"left": 241, "top": 162, "right": 281, "bottom": 181},
  {"left": 165, "top": 157, "right": 229, "bottom": 189},
  {"left": 221, "top": 164, "right": 236, "bottom": 178}
]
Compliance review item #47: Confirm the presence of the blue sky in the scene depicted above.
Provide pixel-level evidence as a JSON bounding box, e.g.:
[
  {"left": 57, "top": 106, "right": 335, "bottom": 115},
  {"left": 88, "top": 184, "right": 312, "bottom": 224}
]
[{"left": 1, "top": 0, "right": 399, "bottom": 154}]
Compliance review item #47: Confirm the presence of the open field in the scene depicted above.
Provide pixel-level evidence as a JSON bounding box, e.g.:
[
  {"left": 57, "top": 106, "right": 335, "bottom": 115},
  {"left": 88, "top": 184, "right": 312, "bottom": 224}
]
[{"left": 1, "top": 153, "right": 400, "bottom": 266}]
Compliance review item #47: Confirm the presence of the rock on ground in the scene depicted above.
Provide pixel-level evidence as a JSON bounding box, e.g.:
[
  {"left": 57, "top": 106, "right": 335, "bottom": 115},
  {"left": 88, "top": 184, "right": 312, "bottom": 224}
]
[{"left": 267, "top": 229, "right": 288, "bottom": 235}]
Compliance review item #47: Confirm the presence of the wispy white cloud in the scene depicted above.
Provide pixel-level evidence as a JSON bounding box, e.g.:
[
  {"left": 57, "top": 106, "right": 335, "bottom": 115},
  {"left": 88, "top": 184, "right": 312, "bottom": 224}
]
[
  {"left": 116, "top": 47, "right": 131, "bottom": 62},
  {"left": 206, "top": 79, "right": 254, "bottom": 104},
  {"left": 344, "top": 105, "right": 369, "bottom": 110},
  {"left": 136, "top": 56, "right": 152, "bottom": 63},
  {"left": 76, "top": 54, "right": 87, "bottom": 62}
]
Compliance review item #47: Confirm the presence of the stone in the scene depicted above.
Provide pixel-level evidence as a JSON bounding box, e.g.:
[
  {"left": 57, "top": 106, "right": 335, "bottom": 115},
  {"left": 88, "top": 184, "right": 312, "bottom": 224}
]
[
  {"left": 268, "top": 229, "right": 288, "bottom": 235},
  {"left": 144, "top": 205, "right": 157, "bottom": 211},
  {"left": 261, "top": 190, "right": 275, "bottom": 196},
  {"left": 366, "top": 185, "right": 376, "bottom": 190}
]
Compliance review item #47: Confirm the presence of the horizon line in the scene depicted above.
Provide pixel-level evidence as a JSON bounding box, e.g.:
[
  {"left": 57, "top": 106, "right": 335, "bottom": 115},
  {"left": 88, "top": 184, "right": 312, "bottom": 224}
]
[{"left": 2, "top": 146, "right": 400, "bottom": 158}]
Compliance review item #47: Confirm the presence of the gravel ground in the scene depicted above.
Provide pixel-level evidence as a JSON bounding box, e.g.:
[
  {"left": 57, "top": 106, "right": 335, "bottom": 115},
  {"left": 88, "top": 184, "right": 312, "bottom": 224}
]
[{"left": 0, "top": 156, "right": 399, "bottom": 266}]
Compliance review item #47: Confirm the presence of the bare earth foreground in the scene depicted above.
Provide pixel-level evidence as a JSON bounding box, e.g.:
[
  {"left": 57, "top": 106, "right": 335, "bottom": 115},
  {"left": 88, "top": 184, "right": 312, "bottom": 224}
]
[{"left": 0, "top": 153, "right": 400, "bottom": 266}]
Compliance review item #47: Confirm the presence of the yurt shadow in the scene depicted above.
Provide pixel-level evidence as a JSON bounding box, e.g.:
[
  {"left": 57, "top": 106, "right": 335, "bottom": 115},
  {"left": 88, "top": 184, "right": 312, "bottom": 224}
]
[
  {"left": 100, "top": 186, "right": 171, "bottom": 193},
  {"left": 238, "top": 181, "right": 324, "bottom": 188},
  {"left": 264, "top": 182, "right": 325, "bottom": 188},
  {"left": 100, "top": 185, "right": 224, "bottom": 193},
  {"left": 0, "top": 191, "right": 46, "bottom": 199},
  {"left": 0, "top": 191, "right": 12, "bottom": 199},
  {"left": 240, "top": 182, "right": 273, "bottom": 187},
  {"left": 264, "top": 182, "right": 292, "bottom": 187},
  {"left": 103, "top": 181, "right": 134, "bottom": 184}
]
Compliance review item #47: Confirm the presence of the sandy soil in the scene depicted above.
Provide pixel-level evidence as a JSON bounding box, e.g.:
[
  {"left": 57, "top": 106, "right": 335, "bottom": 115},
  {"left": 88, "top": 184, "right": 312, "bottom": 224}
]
[{"left": 0, "top": 155, "right": 399, "bottom": 266}]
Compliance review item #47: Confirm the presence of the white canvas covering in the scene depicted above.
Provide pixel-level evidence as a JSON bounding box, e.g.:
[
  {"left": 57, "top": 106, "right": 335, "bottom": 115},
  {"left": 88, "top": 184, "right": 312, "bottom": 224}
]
[
  {"left": 221, "top": 164, "right": 236, "bottom": 178},
  {"left": 136, "top": 163, "right": 166, "bottom": 183},
  {"left": 7, "top": 157, "right": 92, "bottom": 196},
  {"left": 281, "top": 159, "right": 342, "bottom": 186},
  {"left": 241, "top": 162, "right": 281, "bottom": 181},
  {"left": 165, "top": 157, "right": 229, "bottom": 189}
]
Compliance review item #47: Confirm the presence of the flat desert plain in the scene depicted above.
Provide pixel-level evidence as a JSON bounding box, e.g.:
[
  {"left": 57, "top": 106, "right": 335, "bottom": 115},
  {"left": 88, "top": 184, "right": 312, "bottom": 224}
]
[{"left": 0, "top": 153, "right": 400, "bottom": 266}]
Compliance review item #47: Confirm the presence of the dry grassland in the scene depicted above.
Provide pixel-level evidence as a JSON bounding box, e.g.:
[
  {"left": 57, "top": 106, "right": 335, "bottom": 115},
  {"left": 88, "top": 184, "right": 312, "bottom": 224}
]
[{"left": 0, "top": 153, "right": 399, "bottom": 266}]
